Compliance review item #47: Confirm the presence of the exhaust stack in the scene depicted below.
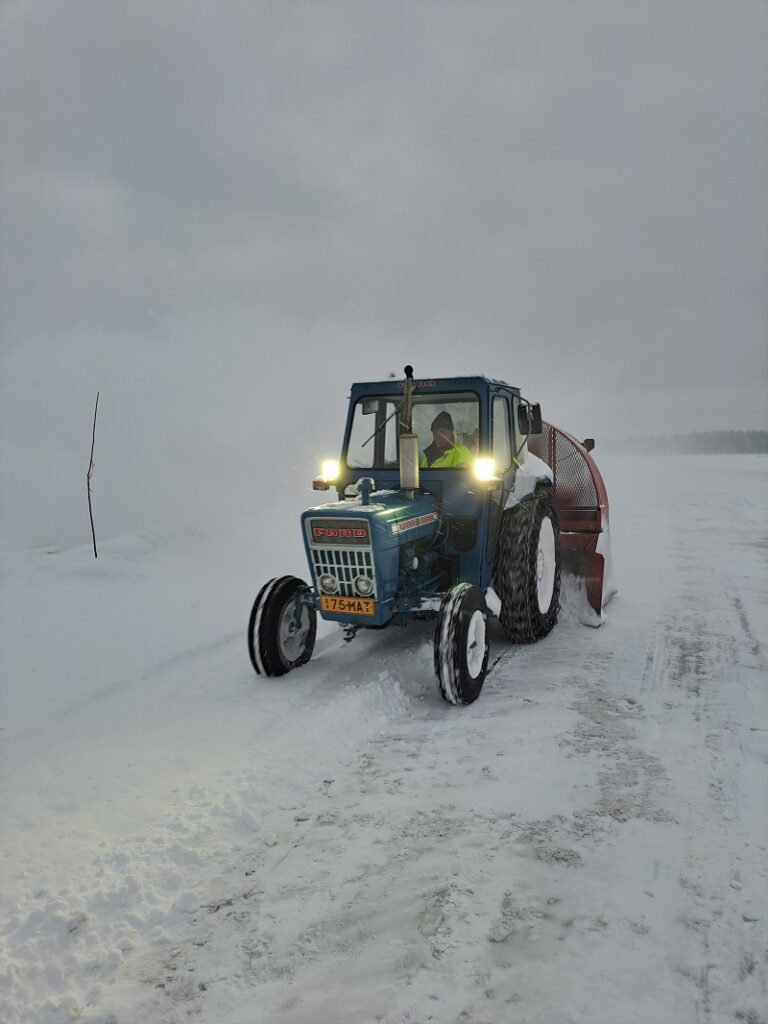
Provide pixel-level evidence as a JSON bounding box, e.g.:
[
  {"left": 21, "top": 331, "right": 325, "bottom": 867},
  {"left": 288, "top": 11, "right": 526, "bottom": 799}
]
[{"left": 399, "top": 365, "right": 419, "bottom": 496}]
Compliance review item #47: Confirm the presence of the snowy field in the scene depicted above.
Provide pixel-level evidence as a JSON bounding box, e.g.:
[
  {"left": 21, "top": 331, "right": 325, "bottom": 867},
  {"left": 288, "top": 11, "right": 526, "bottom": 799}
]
[{"left": 1, "top": 454, "right": 767, "bottom": 1024}]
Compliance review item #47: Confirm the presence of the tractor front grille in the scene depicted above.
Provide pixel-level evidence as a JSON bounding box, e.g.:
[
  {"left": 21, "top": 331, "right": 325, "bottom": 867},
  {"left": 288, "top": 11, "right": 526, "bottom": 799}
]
[{"left": 310, "top": 547, "right": 377, "bottom": 598}]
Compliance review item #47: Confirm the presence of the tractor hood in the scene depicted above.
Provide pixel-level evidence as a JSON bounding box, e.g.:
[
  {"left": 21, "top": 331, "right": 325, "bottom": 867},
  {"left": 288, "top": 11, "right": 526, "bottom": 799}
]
[
  {"left": 302, "top": 491, "right": 439, "bottom": 547},
  {"left": 301, "top": 491, "right": 440, "bottom": 625}
]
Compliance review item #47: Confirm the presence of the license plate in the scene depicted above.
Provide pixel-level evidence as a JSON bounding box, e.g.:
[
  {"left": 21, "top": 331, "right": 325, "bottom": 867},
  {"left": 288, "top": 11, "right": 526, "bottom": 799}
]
[{"left": 319, "top": 595, "right": 376, "bottom": 616}]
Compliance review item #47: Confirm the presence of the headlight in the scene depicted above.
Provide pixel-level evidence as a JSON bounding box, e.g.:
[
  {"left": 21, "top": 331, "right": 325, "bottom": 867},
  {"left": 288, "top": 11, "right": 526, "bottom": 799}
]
[
  {"left": 354, "top": 575, "right": 374, "bottom": 597},
  {"left": 321, "top": 459, "right": 340, "bottom": 482},
  {"left": 319, "top": 573, "right": 339, "bottom": 594},
  {"left": 473, "top": 457, "right": 496, "bottom": 481}
]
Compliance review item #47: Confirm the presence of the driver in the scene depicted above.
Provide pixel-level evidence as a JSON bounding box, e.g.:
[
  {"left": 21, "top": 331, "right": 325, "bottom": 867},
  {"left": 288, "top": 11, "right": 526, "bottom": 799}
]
[{"left": 420, "top": 411, "right": 473, "bottom": 468}]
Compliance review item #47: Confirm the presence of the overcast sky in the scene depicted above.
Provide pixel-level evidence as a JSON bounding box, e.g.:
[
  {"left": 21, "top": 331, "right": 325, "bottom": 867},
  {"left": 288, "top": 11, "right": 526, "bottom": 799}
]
[{"left": 1, "top": 1, "right": 767, "bottom": 543}]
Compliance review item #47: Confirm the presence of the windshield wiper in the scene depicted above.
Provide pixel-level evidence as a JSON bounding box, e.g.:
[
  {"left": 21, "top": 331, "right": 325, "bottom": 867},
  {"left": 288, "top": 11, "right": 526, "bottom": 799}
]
[{"left": 360, "top": 401, "right": 404, "bottom": 449}]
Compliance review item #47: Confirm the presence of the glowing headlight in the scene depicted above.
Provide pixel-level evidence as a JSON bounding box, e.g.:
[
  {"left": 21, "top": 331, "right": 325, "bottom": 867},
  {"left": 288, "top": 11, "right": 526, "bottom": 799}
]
[
  {"left": 321, "top": 459, "right": 340, "bottom": 482},
  {"left": 319, "top": 573, "right": 339, "bottom": 594},
  {"left": 473, "top": 457, "right": 496, "bottom": 482},
  {"left": 354, "top": 576, "right": 374, "bottom": 597}
]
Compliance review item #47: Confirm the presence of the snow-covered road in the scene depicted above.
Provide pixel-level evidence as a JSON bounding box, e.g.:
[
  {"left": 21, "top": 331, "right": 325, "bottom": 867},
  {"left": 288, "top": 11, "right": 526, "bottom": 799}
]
[{"left": 1, "top": 456, "right": 767, "bottom": 1024}]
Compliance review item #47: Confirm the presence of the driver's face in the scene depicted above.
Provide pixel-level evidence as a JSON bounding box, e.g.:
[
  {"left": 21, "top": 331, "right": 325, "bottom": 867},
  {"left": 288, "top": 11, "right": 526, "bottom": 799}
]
[{"left": 432, "top": 427, "right": 453, "bottom": 450}]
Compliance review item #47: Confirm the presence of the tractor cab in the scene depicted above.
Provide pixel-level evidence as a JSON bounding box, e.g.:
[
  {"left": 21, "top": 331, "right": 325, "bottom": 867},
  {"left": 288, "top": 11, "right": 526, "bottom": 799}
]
[{"left": 248, "top": 367, "right": 615, "bottom": 706}]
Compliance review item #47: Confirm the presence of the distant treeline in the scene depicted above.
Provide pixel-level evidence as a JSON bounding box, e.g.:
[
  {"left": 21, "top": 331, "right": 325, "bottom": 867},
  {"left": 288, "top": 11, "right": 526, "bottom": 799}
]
[{"left": 600, "top": 431, "right": 768, "bottom": 455}]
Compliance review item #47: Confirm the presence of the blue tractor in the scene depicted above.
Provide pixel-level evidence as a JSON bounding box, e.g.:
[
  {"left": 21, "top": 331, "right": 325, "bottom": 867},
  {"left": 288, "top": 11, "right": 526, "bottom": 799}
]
[{"left": 248, "top": 367, "right": 564, "bottom": 705}]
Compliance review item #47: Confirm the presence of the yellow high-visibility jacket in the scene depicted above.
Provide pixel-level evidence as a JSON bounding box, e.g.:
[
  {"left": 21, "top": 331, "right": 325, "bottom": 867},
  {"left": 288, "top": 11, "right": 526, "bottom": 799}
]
[{"left": 420, "top": 443, "right": 473, "bottom": 469}]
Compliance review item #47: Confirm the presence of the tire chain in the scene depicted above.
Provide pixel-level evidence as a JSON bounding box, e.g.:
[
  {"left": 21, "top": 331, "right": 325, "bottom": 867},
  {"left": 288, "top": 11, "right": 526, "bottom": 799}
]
[
  {"left": 495, "top": 491, "right": 561, "bottom": 644},
  {"left": 434, "top": 581, "right": 470, "bottom": 704}
]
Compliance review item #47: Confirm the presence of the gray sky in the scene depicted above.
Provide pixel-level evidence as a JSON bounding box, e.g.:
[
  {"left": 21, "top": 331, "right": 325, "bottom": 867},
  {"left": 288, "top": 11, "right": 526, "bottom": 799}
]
[{"left": 1, "top": 0, "right": 767, "bottom": 454}]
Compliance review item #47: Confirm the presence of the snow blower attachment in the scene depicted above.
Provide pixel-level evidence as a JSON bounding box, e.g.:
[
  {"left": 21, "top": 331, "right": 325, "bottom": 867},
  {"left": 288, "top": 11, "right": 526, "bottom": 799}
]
[
  {"left": 248, "top": 369, "right": 615, "bottom": 705},
  {"left": 528, "top": 424, "right": 615, "bottom": 623}
]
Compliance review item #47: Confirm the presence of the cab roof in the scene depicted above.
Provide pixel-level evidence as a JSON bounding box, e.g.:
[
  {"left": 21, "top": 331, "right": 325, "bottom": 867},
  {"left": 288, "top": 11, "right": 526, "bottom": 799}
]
[{"left": 349, "top": 375, "right": 520, "bottom": 398}]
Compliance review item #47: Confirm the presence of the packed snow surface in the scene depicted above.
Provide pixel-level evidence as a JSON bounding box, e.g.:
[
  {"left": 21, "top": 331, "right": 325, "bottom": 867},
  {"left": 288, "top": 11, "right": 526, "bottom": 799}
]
[{"left": 1, "top": 455, "right": 767, "bottom": 1024}]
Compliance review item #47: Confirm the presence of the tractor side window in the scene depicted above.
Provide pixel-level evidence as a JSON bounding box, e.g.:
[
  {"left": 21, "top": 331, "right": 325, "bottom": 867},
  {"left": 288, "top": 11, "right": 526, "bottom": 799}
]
[
  {"left": 346, "top": 399, "right": 400, "bottom": 469},
  {"left": 492, "top": 396, "right": 511, "bottom": 470}
]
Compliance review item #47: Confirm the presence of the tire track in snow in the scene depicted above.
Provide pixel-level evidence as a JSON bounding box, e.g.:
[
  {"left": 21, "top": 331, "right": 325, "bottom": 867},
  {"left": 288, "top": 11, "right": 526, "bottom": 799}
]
[
  {"left": 118, "top": 609, "right": 678, "bottom": 1023},
  {"left": 114, "top": 623, "right": 587, "bottom": 1021},
  {"left": 637, "top": 539, "right": 768, "bottom": 1023}
]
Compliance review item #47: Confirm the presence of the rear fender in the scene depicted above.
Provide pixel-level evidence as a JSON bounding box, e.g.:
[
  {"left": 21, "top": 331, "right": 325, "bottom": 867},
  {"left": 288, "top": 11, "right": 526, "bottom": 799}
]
[{"left": 505, "top": 451, "right": 554, "bottom": 504}]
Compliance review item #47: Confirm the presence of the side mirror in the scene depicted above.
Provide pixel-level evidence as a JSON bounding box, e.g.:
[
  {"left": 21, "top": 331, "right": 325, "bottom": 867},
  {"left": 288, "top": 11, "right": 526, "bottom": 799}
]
[
  {"left": 581, "top": 438, "right": 595, "bottom": 452},
  {"left": 517, "top": 404, "right": 530, "bottom": 435},
  {"left": 530, "top": 403, "right": 543, "bottom": 435}
]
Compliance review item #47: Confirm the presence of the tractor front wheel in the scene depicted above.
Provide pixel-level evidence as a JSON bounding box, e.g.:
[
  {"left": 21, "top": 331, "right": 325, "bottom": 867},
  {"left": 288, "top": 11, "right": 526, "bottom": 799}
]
[
  {"left": 248, "top": 576, "right": 317, "bottom": 677},
  {"left": 434, "top": 583, "right": 490, "bottom": 706}
]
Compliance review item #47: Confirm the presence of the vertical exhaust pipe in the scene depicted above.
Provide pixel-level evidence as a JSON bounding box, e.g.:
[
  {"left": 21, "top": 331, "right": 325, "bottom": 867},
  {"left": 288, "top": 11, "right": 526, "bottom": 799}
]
[{"left": 399, "top": 365, "right": 419, "bottom": 496}]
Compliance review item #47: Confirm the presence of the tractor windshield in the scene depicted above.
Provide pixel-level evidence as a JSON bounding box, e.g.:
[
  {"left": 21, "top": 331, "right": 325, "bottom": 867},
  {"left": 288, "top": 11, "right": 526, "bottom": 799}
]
[{"left": 346, "top": 392, "right": 480, "bottom": 470}]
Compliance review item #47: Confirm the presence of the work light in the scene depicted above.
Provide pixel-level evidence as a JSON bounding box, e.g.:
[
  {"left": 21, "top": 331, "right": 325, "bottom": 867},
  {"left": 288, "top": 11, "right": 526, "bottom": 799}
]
[
  {"left": 473, "top": 458, "right": 496, "bottom": 482},
  {"left": 321, "top": 459, "right": 340, "bottom": 482}
]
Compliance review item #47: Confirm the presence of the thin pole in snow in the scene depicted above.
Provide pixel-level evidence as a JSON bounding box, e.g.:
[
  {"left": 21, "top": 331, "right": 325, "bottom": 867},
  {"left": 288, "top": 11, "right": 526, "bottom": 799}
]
[{"left": 87, "top": 391, "right": 99, "bottom": 558}]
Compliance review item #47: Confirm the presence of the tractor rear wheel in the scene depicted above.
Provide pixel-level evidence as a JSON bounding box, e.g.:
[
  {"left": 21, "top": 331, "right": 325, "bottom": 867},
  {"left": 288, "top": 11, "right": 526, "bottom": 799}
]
[
  {"left": 248, "top": 575, "right": 317, "bottom": 677},
  {"left": 495, "top": 490, "right": 561, "bottom": 643},
  {"left": 434, "top": 583, "right": 490, "bottom": 706}
]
